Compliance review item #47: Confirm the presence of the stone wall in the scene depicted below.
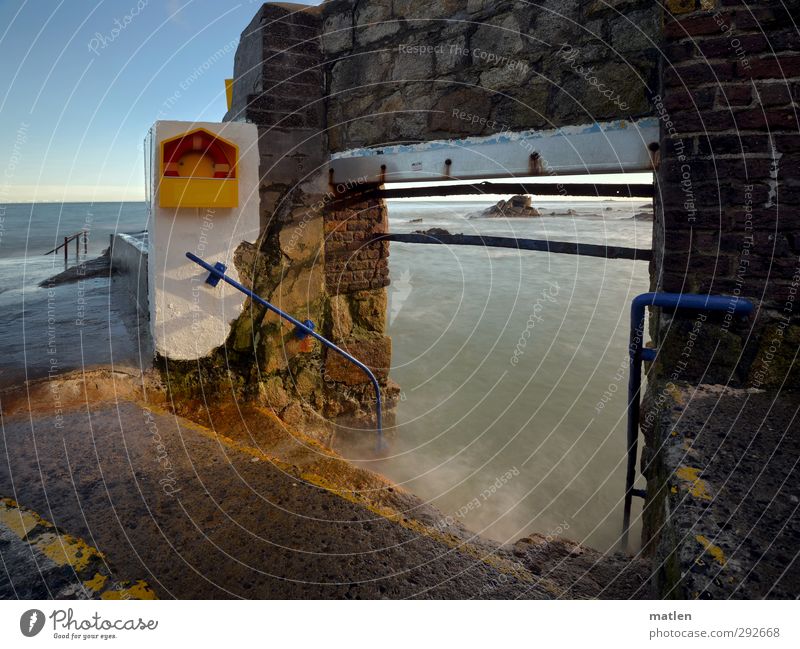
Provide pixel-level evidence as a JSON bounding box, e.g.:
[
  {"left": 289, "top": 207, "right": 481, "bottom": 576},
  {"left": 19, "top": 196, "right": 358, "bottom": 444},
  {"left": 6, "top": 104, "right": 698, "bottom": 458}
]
[
  {"left": 213, "top": 0, "right": 799, "bottom": 443},
  {"left": 650, "top": 0, "right": 800, "bottom": 389},
  {"left": 323, "top": 193, "right": 393, "bottom": 424},
  {"left": 321, "top": 0, "right": 660, "bottom": 151},
  {"left": 218, "top": 3, "right": 392, "bottom": 436}
]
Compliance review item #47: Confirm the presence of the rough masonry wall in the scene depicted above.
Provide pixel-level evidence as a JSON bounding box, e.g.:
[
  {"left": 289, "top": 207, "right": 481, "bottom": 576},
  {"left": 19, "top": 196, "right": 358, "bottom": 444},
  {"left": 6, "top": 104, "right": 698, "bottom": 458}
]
[
  {"left": 321, "top": 0, "right": 660, "bottom": 151},
  {"left": 323, "top": 193, "right": 393, "bottom": 417},
  {"left": 216, "top": 3, "right": 392, "bottom": 435},
  {"left": 651, "top": 0, "right": 800, "bottom": 389}
]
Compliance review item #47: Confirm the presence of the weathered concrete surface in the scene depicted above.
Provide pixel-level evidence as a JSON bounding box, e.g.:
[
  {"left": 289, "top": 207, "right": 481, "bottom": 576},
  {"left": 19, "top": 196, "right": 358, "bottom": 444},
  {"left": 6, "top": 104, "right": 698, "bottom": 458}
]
[
  {"left": 641, "top": 383, "right": 800, "bottom": 599},
  {"left": 38, "top": 249, "right": 113, "bottom": 288},
  {"left": 0, "top": 372, "right": 649, "bottom": 599},
  {"left": 0, "top": 499, "right": 156, "bottom": 600}
]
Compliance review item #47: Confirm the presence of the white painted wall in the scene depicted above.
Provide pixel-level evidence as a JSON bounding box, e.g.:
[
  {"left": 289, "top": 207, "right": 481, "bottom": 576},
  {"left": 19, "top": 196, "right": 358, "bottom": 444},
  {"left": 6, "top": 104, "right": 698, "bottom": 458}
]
[{"left": 148, "top": 120, "right": 260, "bottom": 361}]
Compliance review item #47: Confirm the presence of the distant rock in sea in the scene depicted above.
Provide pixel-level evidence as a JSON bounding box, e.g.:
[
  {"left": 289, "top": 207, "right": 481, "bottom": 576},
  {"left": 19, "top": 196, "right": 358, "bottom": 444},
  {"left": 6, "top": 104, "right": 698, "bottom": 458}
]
[
  {"left": 408, "top": 218, "right": 423, "bottom": 223},
  {"left": 638, "top": 203, "right": 653, "bottom": 209},
  {"left": 412, "top": 227, "right": 451, "bottom": 237},
  {"left": 468, "top": 195, "right": 540, "bottom": 218},
  {"left": 631, "top": 212, "right": 653, "bottom": 221}
]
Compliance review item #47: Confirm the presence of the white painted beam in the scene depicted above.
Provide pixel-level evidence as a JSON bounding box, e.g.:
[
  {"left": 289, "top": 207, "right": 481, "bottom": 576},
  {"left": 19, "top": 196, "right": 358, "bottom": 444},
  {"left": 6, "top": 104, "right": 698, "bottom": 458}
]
[{"left": 329, "top": 118, "right": 659, "bottom": 184}]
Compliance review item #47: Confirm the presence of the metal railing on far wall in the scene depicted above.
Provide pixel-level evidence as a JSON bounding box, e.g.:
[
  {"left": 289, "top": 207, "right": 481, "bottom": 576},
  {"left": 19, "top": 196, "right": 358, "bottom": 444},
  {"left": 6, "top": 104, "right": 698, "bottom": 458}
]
[{"left": 43, "top": 230, "right": 88, "bottom": 265}]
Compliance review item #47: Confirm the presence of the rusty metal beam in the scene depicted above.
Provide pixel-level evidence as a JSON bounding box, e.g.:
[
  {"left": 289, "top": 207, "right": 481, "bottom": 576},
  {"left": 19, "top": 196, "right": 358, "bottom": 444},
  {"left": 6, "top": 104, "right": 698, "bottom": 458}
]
[
  {"left": 372, "top": 232, "right": 651, "bottom": 261},
  {"left": 330, "top": 118, "right": 660, "bottom": 184}
]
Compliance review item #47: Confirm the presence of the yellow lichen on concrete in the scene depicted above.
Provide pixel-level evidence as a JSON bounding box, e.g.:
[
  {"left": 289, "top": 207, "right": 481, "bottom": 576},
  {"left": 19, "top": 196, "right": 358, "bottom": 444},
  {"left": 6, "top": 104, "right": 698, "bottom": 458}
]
[
  {"left": 696, "top": 535, "right": 727, "bottom": 566},
  {"left": 33, "top": 532, "right": 104, "bottom": 572},
  {"left": 83, "top": 573, "right": 109, "bottom": 592},
  {"left": 675, "top": 466, "right": 713, "bottom": 501},
  {"left": 100, "top": 580, "right": 158, "bottom": 600}
]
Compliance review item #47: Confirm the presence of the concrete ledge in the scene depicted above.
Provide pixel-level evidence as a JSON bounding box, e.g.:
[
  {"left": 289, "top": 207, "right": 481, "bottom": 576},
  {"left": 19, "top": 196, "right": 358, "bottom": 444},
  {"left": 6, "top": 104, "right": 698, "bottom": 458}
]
[
  {"left": 641, "top": 383, "right": 800, "bottom": 599},
  {"left": 110, "top": 231, "right": 149, "bottom": 321}
]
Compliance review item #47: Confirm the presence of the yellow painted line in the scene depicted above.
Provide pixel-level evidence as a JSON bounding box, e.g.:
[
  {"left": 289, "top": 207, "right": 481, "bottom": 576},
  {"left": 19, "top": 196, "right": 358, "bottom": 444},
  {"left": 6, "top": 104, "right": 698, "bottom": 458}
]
[
  {"left": 2, "top": 496, "right": 158, "bottom": 599},
  {"left": 143, "top": 404, "right": 542, "bottom": 588},
  {"left": 0, "top": 501, "right": 45, "bottom": 538},
  {"left": 675, "top": 466, "right": 712, "bottom": 501},
  {"left": 696, "top": 535, "right": 727, "bottom": 566},
  {"left": 665, "top": 383, "right": 686, "bottom": 406},
  {"left": 33, "top": 532, "right": 105, "bottom": 572}
]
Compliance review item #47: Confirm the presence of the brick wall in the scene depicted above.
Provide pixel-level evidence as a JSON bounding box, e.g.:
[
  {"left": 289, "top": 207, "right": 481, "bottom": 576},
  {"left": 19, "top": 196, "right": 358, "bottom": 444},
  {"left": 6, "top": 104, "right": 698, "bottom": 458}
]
[
  {"left": 652, "top": 0, "right": 800, "bottom": 387},
  {"left": 324, "top": 192, "right": 390, "bottom": 295},
  {"left": 226, "top": 4, "right": 323, "bottom": 130}
]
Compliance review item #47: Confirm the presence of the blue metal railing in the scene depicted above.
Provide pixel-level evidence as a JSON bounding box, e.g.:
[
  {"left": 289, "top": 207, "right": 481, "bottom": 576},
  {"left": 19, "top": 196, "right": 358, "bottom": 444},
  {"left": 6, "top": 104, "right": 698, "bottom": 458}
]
[
  {"left": 621, "top": 292, "right": 754, "bottom": 551},
  {"left": 185, "top": 252, "right": 384, "bottom": 447}
]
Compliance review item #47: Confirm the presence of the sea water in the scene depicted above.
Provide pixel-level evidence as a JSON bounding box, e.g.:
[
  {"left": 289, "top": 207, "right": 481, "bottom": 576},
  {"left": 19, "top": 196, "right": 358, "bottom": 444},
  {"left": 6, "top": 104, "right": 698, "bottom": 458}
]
[
  {"left": 0, "top": 198, "right": 651, "bottom": 551},
  {"left": 0, "top": 202, "right": 148, "bottom": 385},
  {"left": 335, "top": 198, "right": 652, "bottom": 552}
]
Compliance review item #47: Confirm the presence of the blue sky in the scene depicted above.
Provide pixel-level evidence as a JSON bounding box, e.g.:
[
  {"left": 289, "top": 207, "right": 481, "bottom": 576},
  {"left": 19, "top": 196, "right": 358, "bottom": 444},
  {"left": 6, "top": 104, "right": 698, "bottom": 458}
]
[
  {"left": 0, "top": 0, "right": 322, "bottom": 202},
  {"left": 0, "top": 1, "right": 646, "bottom": 203}
]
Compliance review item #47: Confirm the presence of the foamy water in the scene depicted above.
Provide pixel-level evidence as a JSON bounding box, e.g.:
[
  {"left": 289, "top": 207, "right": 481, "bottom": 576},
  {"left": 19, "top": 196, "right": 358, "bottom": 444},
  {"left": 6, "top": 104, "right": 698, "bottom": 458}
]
[
  {"left": 0, "top": 202, "right": 149, "bottom": 385},
  {"left": 334, "top": 199, "right": 652, "bottom": 552}
]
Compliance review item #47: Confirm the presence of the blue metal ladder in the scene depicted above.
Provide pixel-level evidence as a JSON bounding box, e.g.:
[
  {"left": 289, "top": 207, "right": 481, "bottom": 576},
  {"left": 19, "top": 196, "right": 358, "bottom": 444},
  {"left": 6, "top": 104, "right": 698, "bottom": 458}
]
[{"left": 621, "top": 292, "right": 754, "bottom": 551}]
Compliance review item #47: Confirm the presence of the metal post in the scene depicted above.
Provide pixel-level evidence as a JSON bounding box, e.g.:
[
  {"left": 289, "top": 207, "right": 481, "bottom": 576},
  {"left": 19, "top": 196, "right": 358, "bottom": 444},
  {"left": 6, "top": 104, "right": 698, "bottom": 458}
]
[
  {"left": 63, "top": 237, "right": 68, "bottom": 265},
  {"left": 83, "top": 230, "right": 88, "bottom": 255}
]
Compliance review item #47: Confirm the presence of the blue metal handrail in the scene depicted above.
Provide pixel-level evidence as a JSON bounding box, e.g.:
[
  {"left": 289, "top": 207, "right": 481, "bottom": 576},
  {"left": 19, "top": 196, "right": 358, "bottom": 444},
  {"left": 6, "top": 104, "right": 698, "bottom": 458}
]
[
  {"left": 185, "top": 252, "right": 383, "bottom": 447},
  {"left": 621, "top": 292, "right": 754, "bottom": 551}
]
